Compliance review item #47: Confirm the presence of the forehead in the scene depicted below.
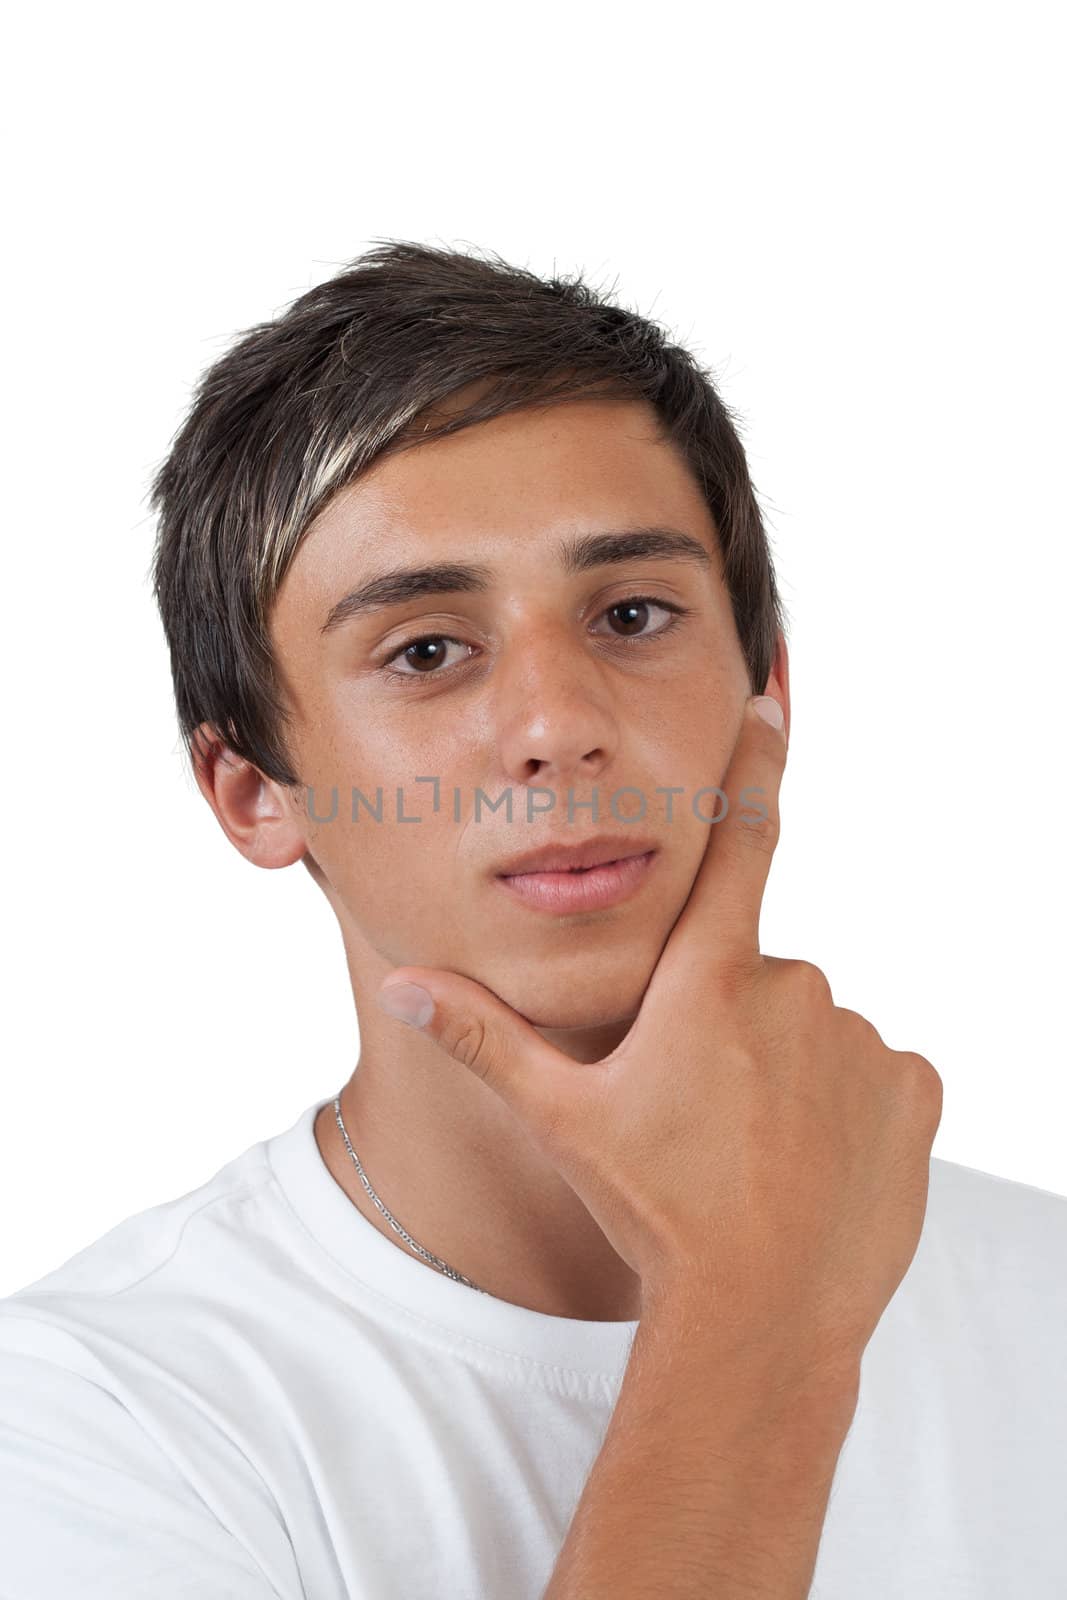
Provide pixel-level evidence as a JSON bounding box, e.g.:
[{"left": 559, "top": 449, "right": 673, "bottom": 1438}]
[{"left": 275, "top": 393, "right": 719, "bottom": 628}]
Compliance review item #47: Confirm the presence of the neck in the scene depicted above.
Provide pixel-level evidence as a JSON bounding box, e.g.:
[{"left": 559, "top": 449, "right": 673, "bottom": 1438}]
[{"left": 314, "top": 970, "right": 644, "bottom": 1323}]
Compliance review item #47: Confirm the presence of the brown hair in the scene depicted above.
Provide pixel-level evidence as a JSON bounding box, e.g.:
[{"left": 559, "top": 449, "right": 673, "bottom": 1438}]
[{"left": 149, "top": 239, "right": 787, "bottom": 790}]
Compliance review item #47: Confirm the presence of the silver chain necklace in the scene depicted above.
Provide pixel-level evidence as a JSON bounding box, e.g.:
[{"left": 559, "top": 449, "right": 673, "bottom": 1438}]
[{"left": 332, "top": 1094, "right": 488, "bottom": 1295}]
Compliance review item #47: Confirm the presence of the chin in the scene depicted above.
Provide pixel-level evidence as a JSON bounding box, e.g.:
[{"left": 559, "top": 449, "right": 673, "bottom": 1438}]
[
  {"left": 422, "top": 946, "right": 657, "bottom": 1035},
  {"left": 502, "top": 981, "right": 647, "bottom": 1037}
]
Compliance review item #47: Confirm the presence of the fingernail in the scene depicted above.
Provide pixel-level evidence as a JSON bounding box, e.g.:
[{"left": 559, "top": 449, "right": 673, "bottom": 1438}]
[
  {"left": 376, "top": 982, "right": 434, "bottom": 1027},
  {"left": 753, "top": 696, "right": 784, "bottom": 730}
]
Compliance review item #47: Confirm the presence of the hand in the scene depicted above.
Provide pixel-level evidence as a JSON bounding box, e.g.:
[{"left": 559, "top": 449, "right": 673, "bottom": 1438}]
[{"left": 376, "top": 696, "right": 944, "bottom": 1373}]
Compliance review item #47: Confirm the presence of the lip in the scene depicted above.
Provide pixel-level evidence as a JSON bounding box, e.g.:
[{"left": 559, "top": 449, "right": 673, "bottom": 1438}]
[
  {"left": 494, "top": 847, "right": 658, "bottom": 915},
  {"left": 493, "top": 833, "right": 660, "bottom": 876}
]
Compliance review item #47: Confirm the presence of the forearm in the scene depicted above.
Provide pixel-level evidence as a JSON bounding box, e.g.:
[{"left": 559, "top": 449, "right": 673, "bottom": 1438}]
[{"left": 543, "top": 1294, "right": 860, "bottom": 1599}]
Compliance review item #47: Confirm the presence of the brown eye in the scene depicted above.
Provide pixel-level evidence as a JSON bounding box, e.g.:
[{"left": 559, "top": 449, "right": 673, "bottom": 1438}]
[
  {"left": 607, "top": 600, "right": 652, "bottom": 636},
  {"left": 402, "top": 638, "right": 450, "bottom": 673},
  {"left": 591, "top": 596, "right": 689, "bottom": 643},
  {"left": 380, "top": 634, "right": 473, "bottom": 682}
]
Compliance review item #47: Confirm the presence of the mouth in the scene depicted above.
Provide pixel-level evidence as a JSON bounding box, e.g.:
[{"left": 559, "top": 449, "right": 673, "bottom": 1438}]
[
  {"left": 493, "top": 848, "right": 659, "bottom": 914},
  {"left": 493, "top": 834, "right": 660, "bottom": 876}
]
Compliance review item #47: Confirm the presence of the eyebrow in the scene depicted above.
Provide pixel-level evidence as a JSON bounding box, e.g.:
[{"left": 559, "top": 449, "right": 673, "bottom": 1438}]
[{"left": 319, "top": 525, "right": 714, "bottom": 635}]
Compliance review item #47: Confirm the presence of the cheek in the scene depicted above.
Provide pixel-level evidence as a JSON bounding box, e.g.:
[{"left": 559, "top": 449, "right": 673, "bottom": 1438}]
[
  {"left": 666, "top": 675, "right": 747, "bottom": 778},
  {"left": 329, "top": 813, "right": 474, "bottom": 939},
  {"left": 328, "top": 717, "right": 483, "bottom": 829}
]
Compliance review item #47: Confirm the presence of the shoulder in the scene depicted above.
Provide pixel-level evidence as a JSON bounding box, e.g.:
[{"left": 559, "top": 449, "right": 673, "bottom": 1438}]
[
  {"left": 0, "top": 1134, "right": 285, "bottom": 1426},
  {"left": 0, "top": 1139, "right": 300, "bottom": 1597},
  {"left": 2, "top": 1137, "right": 276, "bottom": 1303},
  {"left": 913, "top": 1153, "right": 1067, "bottom": 1314},
  {"left": 927, "top": 1153, "right": 1067, "bottom": 1244}
]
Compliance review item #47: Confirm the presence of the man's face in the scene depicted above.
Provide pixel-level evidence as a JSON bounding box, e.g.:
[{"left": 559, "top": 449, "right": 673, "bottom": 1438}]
[{"left": 268, "top": 393, "right": 762, "bottom": 1031}]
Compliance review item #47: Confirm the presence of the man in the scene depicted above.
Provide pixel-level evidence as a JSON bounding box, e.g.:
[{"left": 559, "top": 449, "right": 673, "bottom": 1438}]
[{"left": 1, "top": 240, "right": 1064, "bottom": 1598}]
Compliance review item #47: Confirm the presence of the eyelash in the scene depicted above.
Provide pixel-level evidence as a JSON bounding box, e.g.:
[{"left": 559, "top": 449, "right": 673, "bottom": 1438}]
[{"left": 379, "top": 596, "right": 692, "bottom": 686}]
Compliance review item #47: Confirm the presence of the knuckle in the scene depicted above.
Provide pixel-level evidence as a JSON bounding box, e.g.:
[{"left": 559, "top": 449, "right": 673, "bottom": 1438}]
[
  {"left": 901, "top": 1052, "right": 944, "bottom": 1120},
  {"left": 835, "top": 1004, "right": 882, "bottom": 1043},
  {"left": 787, "top": 958, "right": 834, "bottom": 1008},
  {"left": 440, "top": 1014, "right": 493, "bottom": 1078},
  {"left": 732, "top": 804, "right": 780, "bottom": 856}
]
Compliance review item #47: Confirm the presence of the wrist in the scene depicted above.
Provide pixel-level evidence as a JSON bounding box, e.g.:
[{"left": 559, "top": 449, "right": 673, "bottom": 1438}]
[{"left": 636, "top": 1284, "right": 863, "bottom": 1447}]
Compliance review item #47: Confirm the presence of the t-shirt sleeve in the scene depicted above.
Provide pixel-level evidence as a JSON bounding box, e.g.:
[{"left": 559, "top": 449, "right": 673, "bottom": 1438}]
[{"left": 0, "top": 1349, "right": 281, "bottom": 1599}]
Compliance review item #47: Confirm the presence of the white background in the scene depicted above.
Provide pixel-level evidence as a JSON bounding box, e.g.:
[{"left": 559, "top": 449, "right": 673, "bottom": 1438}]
[{"left": 1, "top": 2, "right": 1063, "bottom": 1295}]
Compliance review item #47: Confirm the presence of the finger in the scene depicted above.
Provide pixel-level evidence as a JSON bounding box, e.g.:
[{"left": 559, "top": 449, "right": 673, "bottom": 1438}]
[
  {"left": 654, "top": 694, "right": 787, "bottom": 983},
  {"left": 375, "top": 966, "right": 581, "bottom": 1148}
]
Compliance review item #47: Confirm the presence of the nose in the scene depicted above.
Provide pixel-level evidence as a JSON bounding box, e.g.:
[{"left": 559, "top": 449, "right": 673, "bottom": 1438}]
[{"left": 491, "top": 621, "right": 618, "bottom": 790}]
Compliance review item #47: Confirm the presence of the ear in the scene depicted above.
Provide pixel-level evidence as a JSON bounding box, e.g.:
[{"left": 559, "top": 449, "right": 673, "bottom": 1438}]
[
  {"left": 189, "top": 723, "right": 308, "bottom": 870},
  {"left": 761, "top": 629, "right": 791, "bottom": 743}
]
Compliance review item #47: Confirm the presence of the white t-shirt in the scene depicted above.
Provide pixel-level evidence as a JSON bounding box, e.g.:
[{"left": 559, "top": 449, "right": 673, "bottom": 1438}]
[{"left": 1, "top": 1094, "right": 1065, "bottom": 1599}]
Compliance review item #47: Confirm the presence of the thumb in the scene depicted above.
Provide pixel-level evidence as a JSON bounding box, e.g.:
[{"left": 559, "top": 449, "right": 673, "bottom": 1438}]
[{"left": 376, "top": 968, "right": 576, "bottom": 1141}]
